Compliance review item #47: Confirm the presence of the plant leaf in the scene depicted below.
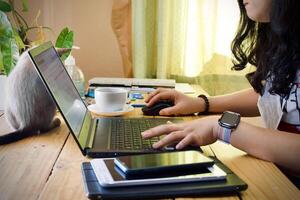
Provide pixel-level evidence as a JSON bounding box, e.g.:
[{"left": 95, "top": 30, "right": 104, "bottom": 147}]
[
  {"left": 0, "top": 11, "right": 12, "bottom": 38},
  {"left": 0, "top": 11, "right": 19, "bottom": 75},
  {"left": 55, "top": 27, "right": 73, "bottom": 48},
  {"left": 22, "top": 0, "right": 29, "bottom": 12},
  {"left": 13, "top": 28, "right": 25, "bottom": 51},
  {"left": 55, "top": 27, "right": 74, "bottom": 61},
  {"left": 2, "top": 39, "right": 19, "bottom": 75},
  {"left": 0, "top": 0, "right": 12, "bottom": 12}
]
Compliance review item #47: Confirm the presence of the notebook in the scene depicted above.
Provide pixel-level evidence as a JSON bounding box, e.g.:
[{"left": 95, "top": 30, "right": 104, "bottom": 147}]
[
  {"left": 89, "top": 77, "right": 175, "bottom": 88},
  {"left": 28, "top": 42, "right": 191, "bottom": 158}
]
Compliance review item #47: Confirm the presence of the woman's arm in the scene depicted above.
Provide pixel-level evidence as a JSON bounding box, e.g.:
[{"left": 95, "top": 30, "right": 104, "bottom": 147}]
[
  {"left": 142, "top": 116, "right": 300, "bottom": 176},
  {"left": 145, "top": 88, "right": 260, "bottom": 117},
  {"left": 231, "top": 121, "right": 300, "bottom": 176},
  {"left": 208, "top": 88, "right": 260, "bottom": 117}
]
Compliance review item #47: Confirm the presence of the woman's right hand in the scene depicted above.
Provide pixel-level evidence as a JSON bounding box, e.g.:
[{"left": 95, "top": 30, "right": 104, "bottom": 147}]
[{"left": 145, "top": 88, "right": 205, "bottom": 116}]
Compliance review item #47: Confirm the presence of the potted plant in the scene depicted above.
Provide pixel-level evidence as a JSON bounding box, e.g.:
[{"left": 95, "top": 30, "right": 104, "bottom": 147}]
[{"left": 0, "top": 0, "right": 74, "bottom": 110}]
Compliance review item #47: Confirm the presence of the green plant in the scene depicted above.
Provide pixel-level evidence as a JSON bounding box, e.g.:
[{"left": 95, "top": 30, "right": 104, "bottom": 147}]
[
  {"left": 0, "top": 0, "right": 74, "bottom": 76},
  {"left": 0, "top": 10, "right": 19, "bottom": 75},
  {"left": 55, "top": 27, "right": 74, "bottom": 61}
]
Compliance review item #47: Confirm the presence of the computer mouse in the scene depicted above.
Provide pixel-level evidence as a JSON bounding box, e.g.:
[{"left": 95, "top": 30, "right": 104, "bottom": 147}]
[{"left": 142, "top": 100, "right": 174, "bottom": 116}]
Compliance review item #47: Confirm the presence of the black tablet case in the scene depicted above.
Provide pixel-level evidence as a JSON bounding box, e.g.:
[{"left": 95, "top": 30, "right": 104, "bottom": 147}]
[{"left": 81, "top": 157, "right": 247, "bottom": 200}]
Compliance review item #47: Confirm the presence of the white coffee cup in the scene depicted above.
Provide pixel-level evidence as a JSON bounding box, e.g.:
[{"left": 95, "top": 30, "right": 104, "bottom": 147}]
[{"left": 94, "top": 87, "right": 128, "bottom": 112}]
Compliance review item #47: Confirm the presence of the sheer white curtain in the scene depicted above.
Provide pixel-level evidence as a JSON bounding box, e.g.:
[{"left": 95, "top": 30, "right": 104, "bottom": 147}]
[{"left": 132, "top": 0, "right": 252, "bottom": 95}]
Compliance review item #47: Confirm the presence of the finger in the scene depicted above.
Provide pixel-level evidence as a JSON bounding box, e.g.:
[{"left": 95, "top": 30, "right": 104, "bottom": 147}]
[
  {"left": 145, "top": 90, "right": 160, "bottom": 103},
  {"left": 141, "top": 123, "right": 181, "bottom": 139},
  {"left": 145, "top": 89, "right": 165, "bottom": 105},
  {"left": 175, "top": 134, "right": 194, "bottom": 150},
  {"left": 152, "top": 131, "right": 185, "bottom": 149},
  {"left": 147, "top": 91, "right": 174, "bottom": 107},
  {"left": 145, "top": 88, "right": 167, "bottom": 103}
]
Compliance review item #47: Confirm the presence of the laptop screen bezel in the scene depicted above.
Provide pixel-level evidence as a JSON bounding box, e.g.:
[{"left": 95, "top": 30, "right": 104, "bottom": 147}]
[{"left": 28, "top": 41, "right": 91, "bottom": 155}]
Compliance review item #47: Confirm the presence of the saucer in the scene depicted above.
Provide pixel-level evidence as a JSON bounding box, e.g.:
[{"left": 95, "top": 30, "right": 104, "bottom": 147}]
[{"left": 87, "top": 104, "right": 134, "bottom": 117}]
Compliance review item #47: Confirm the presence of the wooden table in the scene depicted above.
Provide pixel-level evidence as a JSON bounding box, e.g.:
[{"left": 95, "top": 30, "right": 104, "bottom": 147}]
[{"left": 0, "top": 86, "right": 300, "bottom": 200}]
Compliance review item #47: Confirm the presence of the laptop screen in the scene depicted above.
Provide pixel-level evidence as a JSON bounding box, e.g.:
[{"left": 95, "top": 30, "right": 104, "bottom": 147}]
[{"left": 29, "top": 42, "right": 89, "bottom": 150}]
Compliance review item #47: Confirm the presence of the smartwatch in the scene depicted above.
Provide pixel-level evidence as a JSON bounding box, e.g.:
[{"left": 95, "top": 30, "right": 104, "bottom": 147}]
[{"left": 218, "top": 111, "right": 241, "bottom": 143}]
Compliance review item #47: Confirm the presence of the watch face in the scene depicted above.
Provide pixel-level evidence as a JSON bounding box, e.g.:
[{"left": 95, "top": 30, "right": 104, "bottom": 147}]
[{"left": 219, "top": 111, "right": 240, "bottom": 128}]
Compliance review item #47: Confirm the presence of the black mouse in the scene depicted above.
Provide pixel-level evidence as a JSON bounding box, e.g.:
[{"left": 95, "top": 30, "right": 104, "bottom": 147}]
[{"left": 142, "top": 100, "right": 174, "bottom": 116}]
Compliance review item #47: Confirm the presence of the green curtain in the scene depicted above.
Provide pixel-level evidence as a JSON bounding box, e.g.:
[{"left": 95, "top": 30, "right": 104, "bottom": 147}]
[{"left": 132, "top": 0, "right": 253, "bottom": 95}]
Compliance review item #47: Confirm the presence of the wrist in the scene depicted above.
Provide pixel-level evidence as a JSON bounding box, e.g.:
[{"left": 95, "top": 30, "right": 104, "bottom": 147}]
[
  {"left": 212, "top": 117, "right": 221, "bottom": 141},
  {"left": 197, "top": 94, "right": 209, "bottom": 115},
  {"left": 217, "top": 111, "right": 241, "bottom": 144},
  {"left": 194, "top": 97, "right": 206, "bottom": 113}
]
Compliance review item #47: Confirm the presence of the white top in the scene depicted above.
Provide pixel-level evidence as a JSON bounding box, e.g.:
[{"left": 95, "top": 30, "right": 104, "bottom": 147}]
[
  {"left": 281, "top": 70, "right": 300, "bottom": 126},
  {"left": 258, "top": 70, "right": 300, "bottom": 132}
]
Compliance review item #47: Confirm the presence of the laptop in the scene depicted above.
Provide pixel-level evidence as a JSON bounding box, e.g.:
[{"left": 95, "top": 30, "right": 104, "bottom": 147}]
[{"left": 28, "top": 42, "right": 189, "bottom": 158}]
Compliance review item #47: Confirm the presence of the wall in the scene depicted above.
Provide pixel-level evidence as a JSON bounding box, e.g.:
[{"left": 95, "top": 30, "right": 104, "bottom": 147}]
[{"left": 16, "top": 0, "right": 124, "bottom": 83}]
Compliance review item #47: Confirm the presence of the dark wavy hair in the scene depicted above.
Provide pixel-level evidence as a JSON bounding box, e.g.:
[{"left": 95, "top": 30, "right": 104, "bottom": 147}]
[{"left": 231, "top": 0, "right": 300, "bottom": 96}]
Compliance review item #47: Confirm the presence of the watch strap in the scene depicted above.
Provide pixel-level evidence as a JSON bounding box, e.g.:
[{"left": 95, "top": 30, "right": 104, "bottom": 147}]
[{"left": 218, "top": 126, "right": 231, "bottom": 144}]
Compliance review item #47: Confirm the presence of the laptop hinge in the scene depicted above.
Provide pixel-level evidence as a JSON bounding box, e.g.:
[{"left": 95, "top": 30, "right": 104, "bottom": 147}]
[{"left": 86, "top": 118, "right": 97, "bottom": 148}]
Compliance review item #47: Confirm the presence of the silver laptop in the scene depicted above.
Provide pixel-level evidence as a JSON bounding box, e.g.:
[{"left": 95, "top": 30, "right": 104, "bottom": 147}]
[{"left": 28, "top": 42, "right": 194, "bottom": 158}]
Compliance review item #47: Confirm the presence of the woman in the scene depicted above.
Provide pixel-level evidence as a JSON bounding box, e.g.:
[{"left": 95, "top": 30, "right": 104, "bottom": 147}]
[{"left": 142, "top": 0, "right": 300, "bottom": 185}]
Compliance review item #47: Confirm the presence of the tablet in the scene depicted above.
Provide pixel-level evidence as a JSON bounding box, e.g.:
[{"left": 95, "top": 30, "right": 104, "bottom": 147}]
[{"left": 90, "top": 158, "right": 226, "bottom": 188}]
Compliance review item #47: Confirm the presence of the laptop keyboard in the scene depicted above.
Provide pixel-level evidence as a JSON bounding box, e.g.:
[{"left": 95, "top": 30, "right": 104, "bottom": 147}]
[{"left": 110, "top": 118, "right": 174, "bottom": 150}]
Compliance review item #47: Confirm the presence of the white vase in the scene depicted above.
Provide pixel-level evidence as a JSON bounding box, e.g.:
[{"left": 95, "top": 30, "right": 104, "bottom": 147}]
[{"left": 0, "top": 75, "right": 7, "bottom": 111}]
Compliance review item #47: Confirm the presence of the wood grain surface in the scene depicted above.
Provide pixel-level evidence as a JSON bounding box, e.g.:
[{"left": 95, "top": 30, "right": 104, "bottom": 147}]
[{"left": 0, "top": 85, "right": 299, "bottom": 200}]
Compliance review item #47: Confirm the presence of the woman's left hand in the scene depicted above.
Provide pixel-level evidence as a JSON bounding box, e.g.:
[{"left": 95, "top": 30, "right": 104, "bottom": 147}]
[{"left": 141, "top": 116, "right": 220, "bottom": 149}]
